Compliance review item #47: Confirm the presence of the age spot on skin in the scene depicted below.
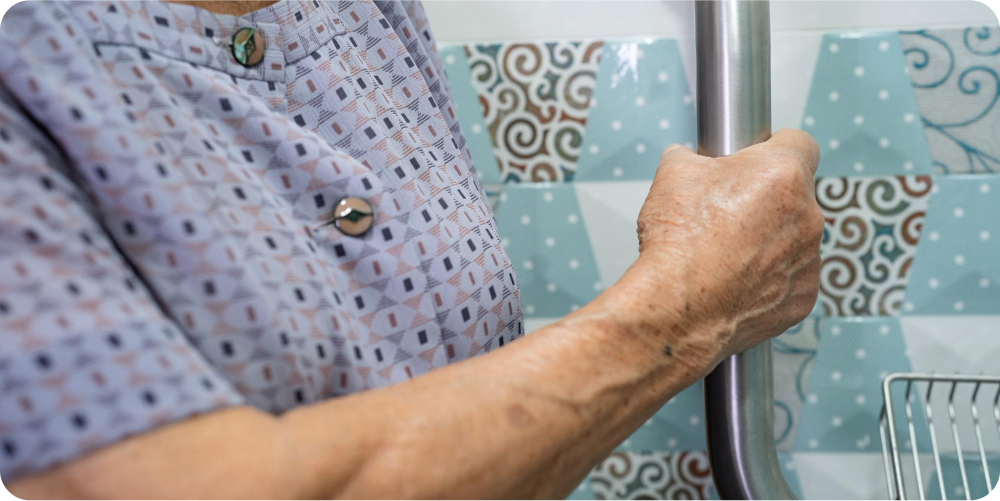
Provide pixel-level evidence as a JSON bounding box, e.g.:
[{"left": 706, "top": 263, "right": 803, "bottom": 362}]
[
  {"left": 507, "top": 404, "right": 534, "bottom": 428},
  {"left": 664, "top": 345, "right": 673, "bottom": 357}
]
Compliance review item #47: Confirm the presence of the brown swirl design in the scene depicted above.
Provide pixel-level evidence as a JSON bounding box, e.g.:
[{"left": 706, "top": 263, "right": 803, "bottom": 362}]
[
  {"left": 467, "top": 41, "right": 603, "bottom": 183},
  {"left": 816, "top": 176, "right": 933, "bottom": 316},
  {"left": 591, "top": 451, "right": 714, "bottom": 500}
]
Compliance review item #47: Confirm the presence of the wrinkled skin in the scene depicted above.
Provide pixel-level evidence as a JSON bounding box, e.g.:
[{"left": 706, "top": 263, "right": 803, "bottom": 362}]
[
  {"left": 8, "top": 128, "right": 824, "bottom": 500},
  {"left": 598, "top": 127, "right": 824, "bottom": 372}
]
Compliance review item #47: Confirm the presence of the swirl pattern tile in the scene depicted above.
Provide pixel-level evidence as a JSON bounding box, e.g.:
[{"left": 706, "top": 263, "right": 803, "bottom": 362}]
[
  {"left": 902, "top": 27, "right": 1000, "bottom": 174},
  {"left": 817, "top": 176, "right": 933, "bottom": 316},
  {"left": 466, "top": 41, "right": 604, "bottom": 183}
]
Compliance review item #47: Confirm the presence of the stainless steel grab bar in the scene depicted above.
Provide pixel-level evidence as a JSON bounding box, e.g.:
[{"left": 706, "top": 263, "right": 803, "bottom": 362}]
[{"left": 696, "top": 1, "right": 796, "bottom": 499}]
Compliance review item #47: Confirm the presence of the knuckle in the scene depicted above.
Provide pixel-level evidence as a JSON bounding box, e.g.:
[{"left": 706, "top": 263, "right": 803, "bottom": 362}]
[
  {"left": 779, "top": 128, "right": 821, "bottom": 156},
  {"left": 782, "top": 127, "right": 811, "bottom": 144},
  {"left": 797, "top": 130, "right": 821, "bottom": 159},
  {"left": 772, "top": 159, "right": 804, "bottom": 189},
  {"left": 659, "top": 144, "right": 687, "bottom": 163}
]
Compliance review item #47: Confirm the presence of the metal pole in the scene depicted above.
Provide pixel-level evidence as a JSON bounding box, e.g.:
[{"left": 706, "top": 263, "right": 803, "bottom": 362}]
[{"left": 695, "top": 2, "right": 796, "bottom": 499}]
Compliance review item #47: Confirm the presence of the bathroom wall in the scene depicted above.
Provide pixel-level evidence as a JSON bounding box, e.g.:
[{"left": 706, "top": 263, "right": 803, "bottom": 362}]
[
  {"left": 424, "top": 2, "right": 1000, "bottom": 499},
  {"left": 424, "top": 1, "right": 997, "bottom": 43}
]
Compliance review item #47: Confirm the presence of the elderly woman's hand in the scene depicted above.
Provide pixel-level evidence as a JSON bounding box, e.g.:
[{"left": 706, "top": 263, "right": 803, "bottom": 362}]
[
  {"left": 618, "top": 128, "right": 823, "bottom": 372},
  {"left": 6, "top": 124, "right": 825, "bottom": 501}
]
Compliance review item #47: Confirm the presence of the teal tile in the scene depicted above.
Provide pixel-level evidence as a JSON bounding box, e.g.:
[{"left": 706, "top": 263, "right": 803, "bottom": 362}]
[
  {"left": 567, "top": 479, "right": 596, "bottom": 500},
  {"left": 926, "top": 454, "right": 999, "bottom": 500},
  {"left": 575, "top": 39, "right": 696, "bottom": 181},
  {"left": 803, "top": 33, "right": 933, "bottom": 177},
  {"left": 493, "top": 184, "right": 602, "bottom": 318},
  {"left": 794, "top": 317, "right": 930, "bottom": 453},
  {"left": 779, "top": 452, "right": 805, "bottom": 500},
  {"left": 903, "top": 175, "right": 1000, "bottom": 315},
  {"left": 618, "top": 382, "right": 707, "bottom": 453}
]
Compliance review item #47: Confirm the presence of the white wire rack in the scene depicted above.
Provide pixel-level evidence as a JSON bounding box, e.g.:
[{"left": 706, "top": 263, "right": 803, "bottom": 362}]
[{"left": 880, "top": 373, "right": 1000, "bottom": 500}]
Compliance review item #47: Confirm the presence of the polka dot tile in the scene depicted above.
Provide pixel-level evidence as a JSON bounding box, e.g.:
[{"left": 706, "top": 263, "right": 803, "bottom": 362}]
[
  {"left": 903, "top": 176, "right": 1000, "bottom": 315},
  {"left": 926, "top": 454, "right": 1000, "bottom": 500},
  {"left": 493, "top": 184, "right": 602, "bottom": 318},
  {"left": 779, "top": 452, "right": 806, "bottom": 500},
  {"left": 616, "top": 381, "right": 707, "bottom": 453},
  {"left": 803, "top": 33, "right": 933, "bottom": 177},
  {"left": 575, "top": 39, "right": 696, "bottom": 181},
  {"left": 794, "top": 317, "right": 930, "bottom": 454},
  {"left": 566, "top": 478, "right": 596, "bottom": 500}
]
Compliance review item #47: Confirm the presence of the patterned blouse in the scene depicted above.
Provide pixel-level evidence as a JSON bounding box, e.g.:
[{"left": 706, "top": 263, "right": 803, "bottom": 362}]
[{"left": 0, "top": 0, "right": 522, "bottom": 479}]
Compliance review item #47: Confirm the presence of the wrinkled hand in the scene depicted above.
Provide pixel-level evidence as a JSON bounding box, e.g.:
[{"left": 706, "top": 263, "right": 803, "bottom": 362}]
[{"left": 627, "top": 128, "right": 823, "bottom": 366}]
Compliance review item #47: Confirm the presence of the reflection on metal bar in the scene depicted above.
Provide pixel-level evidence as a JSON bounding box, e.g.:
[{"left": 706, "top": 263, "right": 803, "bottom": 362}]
[
  {"left": 880, "top": 373, "right": 1000, "bottom": 500},
  {"left": 695, "top": 2, "right": 794, "bottom": 499}
]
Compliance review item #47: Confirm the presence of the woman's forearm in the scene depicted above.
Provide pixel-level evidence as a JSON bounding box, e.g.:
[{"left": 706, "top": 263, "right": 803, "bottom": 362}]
[
  {"left": 8, "top": 256, "right": 722, "bottom": 500},
  {"left": 279, "top": 255, "right": 724, "bottom": 499},
  {"left": 8, "top": 130, "right": 822, "bottom": 500}
]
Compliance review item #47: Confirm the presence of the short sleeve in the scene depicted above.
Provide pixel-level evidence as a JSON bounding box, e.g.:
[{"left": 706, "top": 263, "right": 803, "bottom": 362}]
[{"left": 0, "top": 94, "right": 244, "bottom": 480}]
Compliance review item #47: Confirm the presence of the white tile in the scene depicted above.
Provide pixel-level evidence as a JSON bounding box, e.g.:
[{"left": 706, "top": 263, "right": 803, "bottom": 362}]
[
  {"left": 675, "top": 33, "right": 697, "bottom": 102},
  {"left": 898, "top": 316, "right": 1000, "bottom": 457},
  {"left": 426, "top": 2, "right": 995, "bottom": 43},
  {"left": 793, "top": 452, "right": 917, "bottom": 499},
  {"left": 772, "top": 32, "right": 824, "bottom": 131},
  {"left": 572, "top": 182, "right": 650, "bottom": 288},
  {"left": 899, "top": 316, "right": 1000, "bottom": 375}
]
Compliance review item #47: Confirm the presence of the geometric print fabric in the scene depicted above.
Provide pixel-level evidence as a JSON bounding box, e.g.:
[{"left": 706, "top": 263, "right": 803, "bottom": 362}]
[{"left": 0, "top": 0, "right": 521, "bottom": 479}]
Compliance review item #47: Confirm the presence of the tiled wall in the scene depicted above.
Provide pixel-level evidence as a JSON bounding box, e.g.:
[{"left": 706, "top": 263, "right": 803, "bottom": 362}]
[
  {"left": 440, "top": 25, "right": 1000, "bottom": 500},
  {"left": 423, "top": 1, "right": 997, "bottom": 45}
]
